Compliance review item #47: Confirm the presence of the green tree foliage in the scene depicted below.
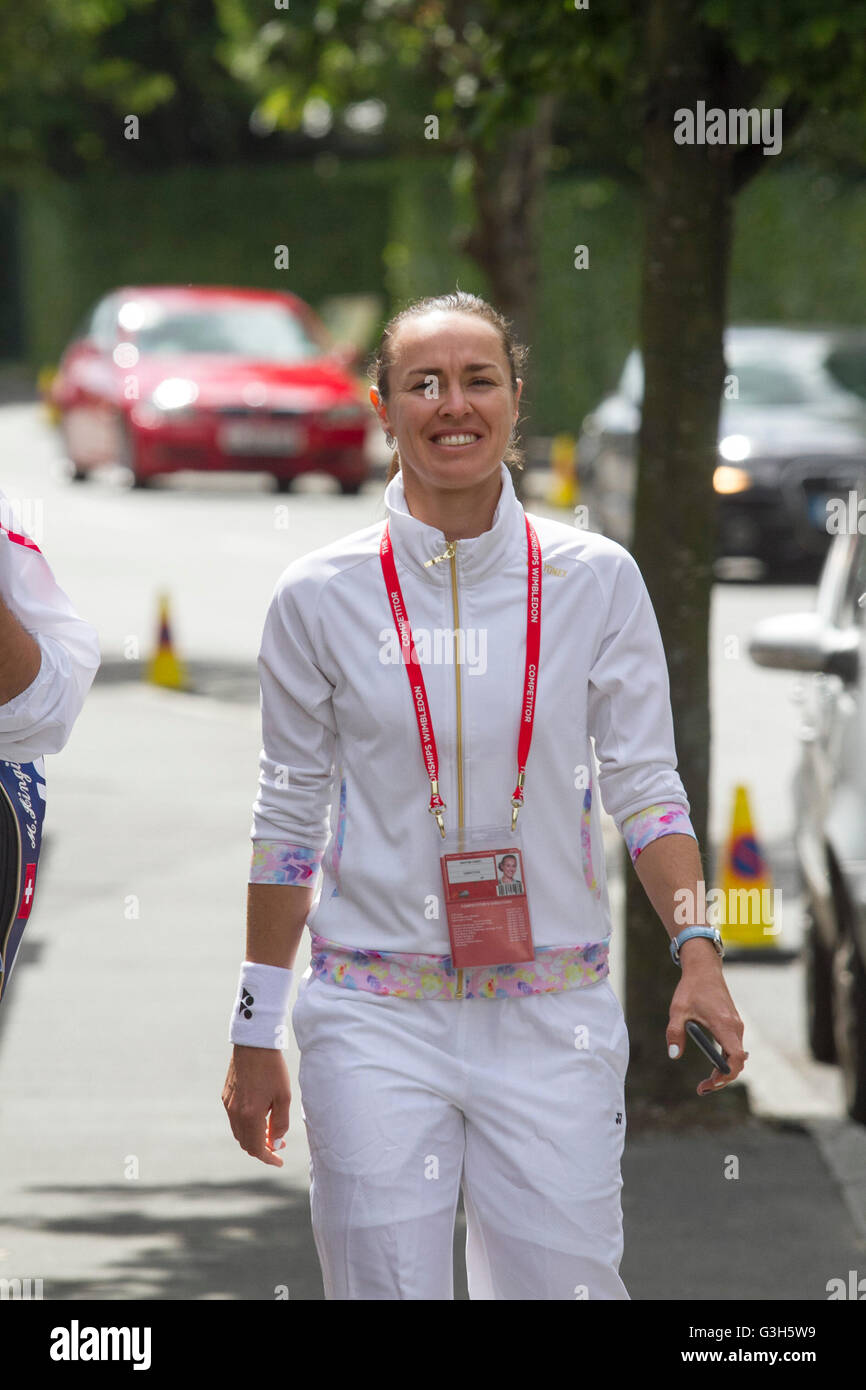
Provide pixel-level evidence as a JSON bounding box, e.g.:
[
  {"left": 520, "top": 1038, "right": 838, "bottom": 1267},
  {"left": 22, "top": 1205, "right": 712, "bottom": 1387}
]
[{"left": 0, "top": 0, "right": 286, "bottom": 176}]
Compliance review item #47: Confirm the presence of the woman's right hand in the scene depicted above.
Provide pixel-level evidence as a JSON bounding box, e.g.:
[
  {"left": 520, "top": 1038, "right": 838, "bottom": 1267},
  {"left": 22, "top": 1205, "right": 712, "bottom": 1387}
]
[{"left": 222, "top": 1046, "right": 292, "bottom": 1167}]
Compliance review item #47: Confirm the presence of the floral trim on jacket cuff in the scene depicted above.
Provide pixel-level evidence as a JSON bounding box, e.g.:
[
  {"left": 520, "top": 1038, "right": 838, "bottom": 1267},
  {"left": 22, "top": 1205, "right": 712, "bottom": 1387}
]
[
  {"left": 249, "top": 841, "right": 325, "bottom": 884},
  {"left": 621, "top": 802, "right": 697, "bottom": 866}
]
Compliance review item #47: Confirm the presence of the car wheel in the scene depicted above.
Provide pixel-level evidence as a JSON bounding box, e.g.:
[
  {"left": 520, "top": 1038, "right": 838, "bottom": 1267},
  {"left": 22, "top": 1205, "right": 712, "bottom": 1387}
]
[
  {"left": 339, "top": 479, "right": 362, "bottom": 496},
  {"left": 805, "top": 905, "right": 836, "bottom": 1064},
  {"left": 58, "top": 421, "right": 89, "bottom": 482},
  {"left": 831, "top": 929, "right": 866, "bottom": 1124},
  {"left": 118, "top": 416, "right": 153, "bottom": 488}
]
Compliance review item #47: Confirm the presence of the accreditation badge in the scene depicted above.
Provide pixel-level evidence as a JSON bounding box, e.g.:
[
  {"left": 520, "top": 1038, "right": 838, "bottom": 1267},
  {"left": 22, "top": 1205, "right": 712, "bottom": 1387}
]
[{"left": 439, "top": 822, "right": 535, "bottom": 968}]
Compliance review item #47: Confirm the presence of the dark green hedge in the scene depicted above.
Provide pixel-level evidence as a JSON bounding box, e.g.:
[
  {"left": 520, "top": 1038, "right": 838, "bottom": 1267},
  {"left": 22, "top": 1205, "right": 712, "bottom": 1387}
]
[{"left": 13, "top": 158, "right": 866, "bottom": 436}]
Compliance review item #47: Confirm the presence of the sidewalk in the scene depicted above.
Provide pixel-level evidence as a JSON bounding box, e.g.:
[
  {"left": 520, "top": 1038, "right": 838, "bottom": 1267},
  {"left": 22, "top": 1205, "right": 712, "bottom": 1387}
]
[
  {"left": 597, "top": 798, "right": 866, "bottom": 1301},
  {"left": 0, "top": 676, "right": 864, "bottom": 1300},
  {"left": 620, "top": 1117, "right": 866, "bottom": 1300}
]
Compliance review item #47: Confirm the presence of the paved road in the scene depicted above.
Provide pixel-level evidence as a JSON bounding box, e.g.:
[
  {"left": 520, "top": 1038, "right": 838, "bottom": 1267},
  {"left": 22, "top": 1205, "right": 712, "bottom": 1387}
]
[{"left": 0, "top": 403, "right": 859, "bottom": 1300}]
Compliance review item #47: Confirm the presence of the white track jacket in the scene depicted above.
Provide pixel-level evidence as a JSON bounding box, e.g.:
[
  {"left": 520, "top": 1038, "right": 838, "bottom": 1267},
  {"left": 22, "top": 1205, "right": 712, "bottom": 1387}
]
[
  {"left": 250, "top": 461, "right": 692, "bottom": 954},
  {"left": 0, "top": 489, "right": 100, "bottom": 763}
]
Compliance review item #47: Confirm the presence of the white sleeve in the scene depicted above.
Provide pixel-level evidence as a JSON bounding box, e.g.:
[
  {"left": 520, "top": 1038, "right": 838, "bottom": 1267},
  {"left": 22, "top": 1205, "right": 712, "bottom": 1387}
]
[
  {"left": 585, "top": 546, "right": 691, "bottom": 835},
  {"left": 0, "top": 502, "right": 101, "bottom": 762},
  {"left": 250, "top": 569, "right": 338, "bottom": 848}
]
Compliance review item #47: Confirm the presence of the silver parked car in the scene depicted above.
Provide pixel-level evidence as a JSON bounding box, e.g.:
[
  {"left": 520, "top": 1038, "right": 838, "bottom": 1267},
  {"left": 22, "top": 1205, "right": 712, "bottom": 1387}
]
[
  {"left": 580, "top": 326, "right": 866, "bottom": 577},
  {"left": 748, "top": 519, "right": 866, "bottom": 1122}
]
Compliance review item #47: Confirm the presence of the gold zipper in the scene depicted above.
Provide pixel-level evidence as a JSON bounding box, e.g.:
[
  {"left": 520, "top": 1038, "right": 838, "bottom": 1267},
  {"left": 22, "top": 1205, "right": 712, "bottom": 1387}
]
[
  {"left": 423, "top": 538, "right": 465, "bottom": 999},
  {"left": 423, "top": 542, "right": 457, "bottom": 568},
  {"left": 450, "top": 545, "right": 465, "bottom": 1000}
]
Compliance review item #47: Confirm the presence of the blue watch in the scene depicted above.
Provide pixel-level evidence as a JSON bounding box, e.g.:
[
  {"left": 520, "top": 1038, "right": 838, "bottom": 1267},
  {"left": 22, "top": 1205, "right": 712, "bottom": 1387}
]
[{"left": 670, "top": 926, "right": 724, "bottom": 966}]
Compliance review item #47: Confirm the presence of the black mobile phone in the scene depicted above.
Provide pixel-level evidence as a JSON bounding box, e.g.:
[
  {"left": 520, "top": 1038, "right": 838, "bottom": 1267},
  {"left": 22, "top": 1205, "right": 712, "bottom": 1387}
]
[{"left": 685, "top": 1019, "right": 731, "bottom": 1075}]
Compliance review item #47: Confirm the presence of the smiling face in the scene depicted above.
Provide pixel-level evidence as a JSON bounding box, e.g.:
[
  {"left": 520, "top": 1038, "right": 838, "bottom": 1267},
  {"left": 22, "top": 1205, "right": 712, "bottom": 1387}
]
[
  {"left": 501, "top": 855, "right": 517, "bottom": 879},
  {"left": 370, "top": 310, "right": 522, "bottom": 493}
]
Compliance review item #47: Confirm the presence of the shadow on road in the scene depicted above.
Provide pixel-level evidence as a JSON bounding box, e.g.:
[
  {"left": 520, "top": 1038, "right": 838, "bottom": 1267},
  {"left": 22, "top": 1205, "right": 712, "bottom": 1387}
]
[{"left": 7, "top": 1178, "right": 471, "bottom": 1300}]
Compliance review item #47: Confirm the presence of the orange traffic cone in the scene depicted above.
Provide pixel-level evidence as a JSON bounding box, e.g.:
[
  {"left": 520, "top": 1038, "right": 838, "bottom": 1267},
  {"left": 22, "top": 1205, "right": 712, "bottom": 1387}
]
[
  {"left": 714, "top": 784, "right": 794, "bottom": 960},
  {"left": 146, "top": 592, "right": 188, "bottom": 690}
]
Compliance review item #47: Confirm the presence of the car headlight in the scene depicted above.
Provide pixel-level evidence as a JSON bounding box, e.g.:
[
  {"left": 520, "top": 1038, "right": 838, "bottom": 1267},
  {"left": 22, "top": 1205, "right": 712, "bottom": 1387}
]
[
  {"left": 718, "top": 433, "right": 751, "bottom": 462},
  {"left": 713, "top": 464, "right": 752, "bottom": 494},
  {"left": 150, "top": 378, "right": 200, "bottom": 411}
]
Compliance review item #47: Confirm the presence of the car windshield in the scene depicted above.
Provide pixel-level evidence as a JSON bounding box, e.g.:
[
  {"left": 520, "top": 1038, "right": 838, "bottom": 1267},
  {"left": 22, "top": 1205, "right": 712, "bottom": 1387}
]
[
  {"left": 131, "top": 305, "right": 322, "bottom": 361},
  {"left": 620, "top": 341, "right": 866, "bottom": 412},
  {"left": 724, "top": 358, "right": 819, "bottom": 407},
  {"left": 824, "top": 345, "right": 866, "bottom": 403}
]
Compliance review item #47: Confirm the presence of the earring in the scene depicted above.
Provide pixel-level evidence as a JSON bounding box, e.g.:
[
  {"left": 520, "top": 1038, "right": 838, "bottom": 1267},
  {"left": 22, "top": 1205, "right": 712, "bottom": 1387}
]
[{"left": 385, "top": 431, "right": 396, "bottom": 449}]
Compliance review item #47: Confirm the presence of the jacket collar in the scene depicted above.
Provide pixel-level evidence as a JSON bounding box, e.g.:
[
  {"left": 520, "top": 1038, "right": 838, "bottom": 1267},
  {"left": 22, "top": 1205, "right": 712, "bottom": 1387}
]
[{"left": 383, "top": 460, "right": 526, "bottom": 586}]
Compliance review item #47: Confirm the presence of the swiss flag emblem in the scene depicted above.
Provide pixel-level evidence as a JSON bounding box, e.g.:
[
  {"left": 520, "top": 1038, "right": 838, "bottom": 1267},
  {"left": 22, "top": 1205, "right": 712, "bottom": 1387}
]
[{"left": 18, "top": 863, "right": 36, "bottom": 919}]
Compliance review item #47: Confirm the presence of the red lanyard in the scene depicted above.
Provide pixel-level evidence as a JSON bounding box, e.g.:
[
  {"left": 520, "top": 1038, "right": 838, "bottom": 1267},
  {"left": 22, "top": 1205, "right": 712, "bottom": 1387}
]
[{"left": 379, "top": 513, "right": 541, "bottom": 837}]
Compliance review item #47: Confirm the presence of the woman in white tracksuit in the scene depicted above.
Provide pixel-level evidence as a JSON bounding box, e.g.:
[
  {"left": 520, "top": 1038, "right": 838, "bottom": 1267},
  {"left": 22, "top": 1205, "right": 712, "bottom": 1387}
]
[{"left": 223, "top": 291, "right": 748, "bottom": 1300}]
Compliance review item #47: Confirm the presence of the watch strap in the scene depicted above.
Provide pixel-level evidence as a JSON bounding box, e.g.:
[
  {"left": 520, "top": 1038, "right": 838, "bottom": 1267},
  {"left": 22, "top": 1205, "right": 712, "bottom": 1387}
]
[{"left": 670, "top": 925, "right": 724, "bottom": 966}]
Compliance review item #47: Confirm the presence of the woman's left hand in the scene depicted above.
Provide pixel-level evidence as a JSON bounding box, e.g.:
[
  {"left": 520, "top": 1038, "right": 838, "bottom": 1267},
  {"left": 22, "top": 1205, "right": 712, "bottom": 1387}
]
[{"left": 666, "top": 943, "right": 749, "bottom": 1095}]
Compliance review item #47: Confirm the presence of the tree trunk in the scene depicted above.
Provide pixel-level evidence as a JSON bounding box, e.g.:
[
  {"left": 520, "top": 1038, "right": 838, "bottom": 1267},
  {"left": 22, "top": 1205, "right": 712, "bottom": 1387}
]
[{"left": 625, "top": 0, "right": 738, "bottom": 1113}]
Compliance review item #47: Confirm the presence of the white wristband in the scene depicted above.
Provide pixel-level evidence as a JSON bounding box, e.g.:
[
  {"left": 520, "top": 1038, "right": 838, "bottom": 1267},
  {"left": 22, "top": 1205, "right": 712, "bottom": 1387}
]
[{"left": 229, "top": 960, "right": 294, "bottom": 1049}]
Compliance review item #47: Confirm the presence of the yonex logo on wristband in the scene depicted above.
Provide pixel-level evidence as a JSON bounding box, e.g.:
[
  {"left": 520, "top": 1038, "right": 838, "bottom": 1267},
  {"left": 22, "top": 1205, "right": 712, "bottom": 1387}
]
[{"left": 230, "top": 965, "right": 293, "bottom": 1049}]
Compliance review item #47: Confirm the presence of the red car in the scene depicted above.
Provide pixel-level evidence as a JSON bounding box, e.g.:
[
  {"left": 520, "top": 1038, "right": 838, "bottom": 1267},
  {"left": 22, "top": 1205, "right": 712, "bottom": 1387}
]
[{"left": 48, "top": 285, "right": 371, "bottom": 492}]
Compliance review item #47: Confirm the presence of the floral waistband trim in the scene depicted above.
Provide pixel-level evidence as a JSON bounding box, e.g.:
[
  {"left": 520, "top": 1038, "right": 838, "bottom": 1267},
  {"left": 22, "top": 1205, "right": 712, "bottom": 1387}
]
[{"left": 308, "top": 932, "right": 611, "bottom": 1000}]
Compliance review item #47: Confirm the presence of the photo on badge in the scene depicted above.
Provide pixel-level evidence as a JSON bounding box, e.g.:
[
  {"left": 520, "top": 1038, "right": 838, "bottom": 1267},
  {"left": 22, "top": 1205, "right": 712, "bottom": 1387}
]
[{"left": 495, "top": 849, "right": 524, "bottom": 896}]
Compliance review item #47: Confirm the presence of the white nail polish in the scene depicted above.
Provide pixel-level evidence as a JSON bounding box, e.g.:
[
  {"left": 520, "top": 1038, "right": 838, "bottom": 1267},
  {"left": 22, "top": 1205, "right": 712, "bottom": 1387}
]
[
  {"left": 668, "top": 1043, "right": 680, "bottom": 1058},
  {"left": 272, "top": 1137, "right": 286, "bottom": 1151}
]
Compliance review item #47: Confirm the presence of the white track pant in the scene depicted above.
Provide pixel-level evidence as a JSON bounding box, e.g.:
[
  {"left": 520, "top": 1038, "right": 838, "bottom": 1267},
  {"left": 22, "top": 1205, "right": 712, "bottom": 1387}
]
[{"left": 291, "top": 972, "right": 630, "bottom": 1300}]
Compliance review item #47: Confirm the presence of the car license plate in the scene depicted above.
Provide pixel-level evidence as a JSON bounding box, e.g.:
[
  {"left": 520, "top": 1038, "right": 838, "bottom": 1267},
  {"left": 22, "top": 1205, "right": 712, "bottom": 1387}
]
[{"left": 218, "top": 421, "right": 305, "bottom": 455}]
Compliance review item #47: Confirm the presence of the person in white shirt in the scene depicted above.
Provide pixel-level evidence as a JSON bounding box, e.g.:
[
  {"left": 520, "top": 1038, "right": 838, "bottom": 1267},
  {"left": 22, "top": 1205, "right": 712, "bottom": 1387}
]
[
  {"left": 223, "top": 291, "right": 748, "bottom": 1300},
  {"left": 0, "top": 491, "right": 100, "bottom": 1002},
  {"left": 0, "top": 494, "right": 100, "bottom": 761}
]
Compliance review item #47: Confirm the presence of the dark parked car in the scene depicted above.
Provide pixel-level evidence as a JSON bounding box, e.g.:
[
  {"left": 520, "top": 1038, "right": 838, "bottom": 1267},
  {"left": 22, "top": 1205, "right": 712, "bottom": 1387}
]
[
  {"left": 579, "top": 326, "right": 866, "bottom": 577},
  {"left": 47, "top": 285, "right": 370, "bottom": 492},
  {"left": 749, "top": 520, "right": 866, "bottom": 1122}
]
